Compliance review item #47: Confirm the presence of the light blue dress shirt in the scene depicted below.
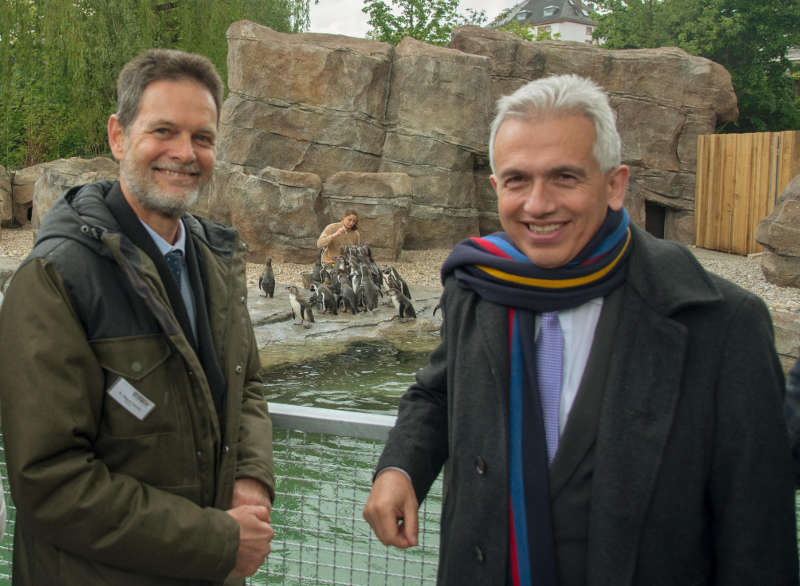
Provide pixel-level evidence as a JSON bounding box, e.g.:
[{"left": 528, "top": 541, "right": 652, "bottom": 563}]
[{"left": 139, "top": 218, "right": 198, "bottom": 340}]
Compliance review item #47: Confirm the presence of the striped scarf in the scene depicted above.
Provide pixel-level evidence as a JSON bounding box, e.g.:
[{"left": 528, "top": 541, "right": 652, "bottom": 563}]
[{"left": 441, "top": 208, "right": 631, "bottom": 586}]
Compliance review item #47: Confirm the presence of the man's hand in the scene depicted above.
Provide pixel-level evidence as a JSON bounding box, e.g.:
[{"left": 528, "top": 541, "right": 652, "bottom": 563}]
[
  {"left": 226, "top": 505, "right": 274, "bottom": 578},
  {"left": 363, "top": 469, "right": 419, "bottom": 549},
  {"left": 233, "top": 477, "right": 272, "bottom": 510}
]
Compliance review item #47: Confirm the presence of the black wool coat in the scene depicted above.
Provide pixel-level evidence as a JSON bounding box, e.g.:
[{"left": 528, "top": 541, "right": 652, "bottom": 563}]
[{"left": 377, "top": 226, "right": 797, "bottom": 586}]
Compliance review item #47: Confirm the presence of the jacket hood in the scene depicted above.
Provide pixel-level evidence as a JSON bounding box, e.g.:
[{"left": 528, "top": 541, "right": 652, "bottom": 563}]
[
  {"left": 35, "top": 180, "right": 239, "bottom": 261},
  {"left": 35, "top": 180, "right": 121, "bottom": 259}
]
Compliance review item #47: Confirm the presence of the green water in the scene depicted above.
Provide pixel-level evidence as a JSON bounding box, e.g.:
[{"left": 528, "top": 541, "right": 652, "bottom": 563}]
[{"left": 261, "top": 341, "right": 431, "bottom": 414}]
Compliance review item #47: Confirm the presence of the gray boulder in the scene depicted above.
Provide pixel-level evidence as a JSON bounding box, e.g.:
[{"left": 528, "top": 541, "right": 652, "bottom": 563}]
[
  {"left": 756, "top": 175, "right": 800, "bottom": 288},
  {"left": 210, "top": 164, "right": 323, "bottom": 264},
  {"left": 31, "top": 157, "right": 119, "bottom": 230}
]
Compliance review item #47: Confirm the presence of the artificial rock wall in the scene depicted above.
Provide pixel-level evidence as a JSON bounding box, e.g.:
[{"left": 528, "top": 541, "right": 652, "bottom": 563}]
[{"left": 208, "top": 21, "right": 737, "bottom": 263}]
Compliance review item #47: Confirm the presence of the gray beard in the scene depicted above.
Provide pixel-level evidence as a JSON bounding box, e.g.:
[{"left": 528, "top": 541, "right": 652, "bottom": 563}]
[{"left": 120, "top": 165, "right": 200, "bottom": 220}]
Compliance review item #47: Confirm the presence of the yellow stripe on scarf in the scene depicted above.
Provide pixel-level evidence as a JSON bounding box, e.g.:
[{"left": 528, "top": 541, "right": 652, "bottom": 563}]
[{"left": 475, "top": 229, "right": 631, "bottom": 289}]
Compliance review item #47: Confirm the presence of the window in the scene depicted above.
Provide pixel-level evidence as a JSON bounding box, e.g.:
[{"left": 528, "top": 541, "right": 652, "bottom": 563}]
[{"left": 543, "top": 5, "right": 560, "bottom": 17}]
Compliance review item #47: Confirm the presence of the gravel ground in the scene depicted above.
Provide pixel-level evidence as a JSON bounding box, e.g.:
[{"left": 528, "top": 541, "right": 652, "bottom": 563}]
[{"left": 2, "top": 225, "right": 798, "bottom": 313}]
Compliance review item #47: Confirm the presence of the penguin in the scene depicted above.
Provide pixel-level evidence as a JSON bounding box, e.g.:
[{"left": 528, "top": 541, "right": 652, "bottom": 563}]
[
  {"left": 311, "top": 283, "right": 338, "bottom": 315},
  {"left": 258, "top": 257, "right": 275, "bottom": 298},
  {"left": 382, "top": 266, "right": 411, "bottom": 300},
  {"left": 388, "top": 287, "right": 416, "bottom": 320},
  {"left": 361, "top": 266, "right": 380, "bottom": 311},
  {"left": 338, "top": 274, "right": 359, "bottom": 315},
  {"left": 311, "top": 249, "right": 323, "bottom": 285},
  {"left": 287, "top": 285, "right": 314, "bottom": 328},
  {"left": 350, "top": 267, "right": 363, "bottom": 308}
]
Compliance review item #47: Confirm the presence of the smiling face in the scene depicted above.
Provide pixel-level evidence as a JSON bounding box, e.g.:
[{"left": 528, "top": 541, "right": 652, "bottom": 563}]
[
  {"left": 108, "top": 78, "right": 217, "bottom": 219},
  {"left": 490, "top": 114, "right": 628, "bottom": 268}
]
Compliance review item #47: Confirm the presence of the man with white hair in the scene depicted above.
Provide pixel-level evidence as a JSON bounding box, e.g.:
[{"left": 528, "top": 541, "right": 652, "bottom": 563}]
[{"left": 364, "top": 74, "right": 797, "bottom": 585}]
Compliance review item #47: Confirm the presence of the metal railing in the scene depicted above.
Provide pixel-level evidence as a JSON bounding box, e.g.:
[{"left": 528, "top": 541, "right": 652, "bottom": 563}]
[{"left": 0, "top": 404, "right": 443, "bottom": 585}]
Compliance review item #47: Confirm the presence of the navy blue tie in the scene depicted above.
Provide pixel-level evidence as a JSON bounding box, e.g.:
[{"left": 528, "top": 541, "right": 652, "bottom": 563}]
[{"left": 165, "top": 250, "right": 183, "bottom": 286}]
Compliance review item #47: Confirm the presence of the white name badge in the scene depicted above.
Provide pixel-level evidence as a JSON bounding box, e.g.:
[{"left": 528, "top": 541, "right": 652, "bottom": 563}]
[{"left": 107, "top": 378, "right": 156, "bottom": 421}]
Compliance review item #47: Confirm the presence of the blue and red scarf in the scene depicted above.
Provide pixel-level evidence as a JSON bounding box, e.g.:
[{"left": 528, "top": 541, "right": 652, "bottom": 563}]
[{"left": 441, "top": 208, "right": 631, "bottom": 586}]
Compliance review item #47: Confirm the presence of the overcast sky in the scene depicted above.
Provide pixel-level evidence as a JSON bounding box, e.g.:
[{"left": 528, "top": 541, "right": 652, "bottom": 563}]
[{"left": 309, "top": 0, "right": 515, "bottom": 38}]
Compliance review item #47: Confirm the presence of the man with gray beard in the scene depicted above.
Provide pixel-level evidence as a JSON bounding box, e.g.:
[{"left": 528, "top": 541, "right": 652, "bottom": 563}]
[{"left": 0, "top": 49, "right": 274, "bottom": 585}]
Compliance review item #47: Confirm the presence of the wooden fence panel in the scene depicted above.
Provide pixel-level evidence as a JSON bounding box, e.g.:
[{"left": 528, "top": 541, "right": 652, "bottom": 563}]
[{"left": 695, "top": 130, "right": 800, "bottom": 255}]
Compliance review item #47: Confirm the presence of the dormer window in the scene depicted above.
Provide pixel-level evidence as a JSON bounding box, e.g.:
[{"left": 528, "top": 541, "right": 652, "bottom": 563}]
[
  {"left": 543, "top": 5, "right": 560, "bottom": 17},
  {"left": 515, "top": 10, "right": 532, "bottom": 21}
]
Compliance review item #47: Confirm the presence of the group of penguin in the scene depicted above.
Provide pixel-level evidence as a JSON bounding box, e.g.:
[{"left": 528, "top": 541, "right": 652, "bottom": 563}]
[{"left": 258, "top": 244, "right": 417, "bottom": 329}]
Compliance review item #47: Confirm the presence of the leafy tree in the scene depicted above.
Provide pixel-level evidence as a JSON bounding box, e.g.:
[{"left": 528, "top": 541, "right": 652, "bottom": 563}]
[
  {"left": 363, "top": 0, "right": 486, "bottom": 46},
  {"left": 0, "top": 0, "right": 314, "bottom": 168},
  {"left": 589, "top": 0, "right": 800, "bottom": 132}
]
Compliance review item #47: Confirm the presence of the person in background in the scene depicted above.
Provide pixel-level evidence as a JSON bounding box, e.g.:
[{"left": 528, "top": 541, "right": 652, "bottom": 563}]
[
  {"left": 0, "top": 49, "right": 274, "bottom": 585},
  {"left": 363, "top": 74, "right": 797, "bottom": 586},
  {"left": 316, "top": 210, "right": 360, "bottom": 265}
]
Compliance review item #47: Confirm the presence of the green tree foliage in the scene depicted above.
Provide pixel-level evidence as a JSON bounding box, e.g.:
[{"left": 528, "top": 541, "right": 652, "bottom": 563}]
[
  {"left": 362, "top": 0, "right": 487, "bottom": 46},
  {"left": 590, "top": 0, "right": 800, "bottom": 132},
  {"left": 0, "top": 0, "right": 313, "bottom": 168}
]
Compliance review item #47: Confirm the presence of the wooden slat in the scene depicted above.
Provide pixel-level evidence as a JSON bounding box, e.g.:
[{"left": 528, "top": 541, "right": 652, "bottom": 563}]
[
  {"left": 748, "top": 133, "right": 769, "bottom": 253},
  {"left": 731, "top": 133, "right": 752, "bottom": 255},
  {"left": 693, "top": 130, "right": 800, "bottom": 256},
  {"left": 694, "top": 134, "right": 709, "bottom": 247}
]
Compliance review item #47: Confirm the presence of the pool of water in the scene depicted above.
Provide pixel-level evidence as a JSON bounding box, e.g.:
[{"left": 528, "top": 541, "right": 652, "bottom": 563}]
[{"left": 261, "top": 341, "right": 432, "bottom": 414}]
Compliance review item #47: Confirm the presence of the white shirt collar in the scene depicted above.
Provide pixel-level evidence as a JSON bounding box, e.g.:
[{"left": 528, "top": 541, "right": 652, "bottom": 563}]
[{"left": 139, "top": 219, "right": 187, "bottom": 256}]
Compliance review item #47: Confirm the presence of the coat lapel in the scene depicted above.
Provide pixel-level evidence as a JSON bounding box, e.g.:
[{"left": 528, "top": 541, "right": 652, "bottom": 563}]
[
  {"left": 549, "top": 286, "right": 624, "bottom": 498},
  {"left": 586, "top": 227, "right": 721, "bottom": 586}
]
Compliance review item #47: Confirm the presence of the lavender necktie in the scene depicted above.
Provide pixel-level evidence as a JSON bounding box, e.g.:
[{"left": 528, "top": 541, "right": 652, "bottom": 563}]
[{"left": 537, "top": 311, "right": 563, "bottom": 464}]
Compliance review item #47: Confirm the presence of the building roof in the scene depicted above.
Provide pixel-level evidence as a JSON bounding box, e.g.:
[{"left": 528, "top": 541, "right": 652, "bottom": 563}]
[{"left": 492, "top": 0, "right": 596, "bottom": 28}]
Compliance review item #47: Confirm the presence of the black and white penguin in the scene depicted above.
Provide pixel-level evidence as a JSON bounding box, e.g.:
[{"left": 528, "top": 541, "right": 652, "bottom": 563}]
[
  {"left": 311, "top": 249, "right": 323, "bottom": 285},
  {"left": 338, "top": 274, "right": 359, "bottom": 315},
  {"left": 287, "top": 285, "right": 314, "bottom": 328},
  {"left": 388, "top": 287, "right": 416, "bottom": 320},
  {"left": 258, "top": 257, "right": 275, "bottom": 298},
  {"left": 382, "top": 266, "right": 412, "bottom": 300},
  {"left": 361, "top": 266, "right": 380, "bottom": 311},
  {"left": 311, "top": 283, "right": 338, "bottom": 315}
]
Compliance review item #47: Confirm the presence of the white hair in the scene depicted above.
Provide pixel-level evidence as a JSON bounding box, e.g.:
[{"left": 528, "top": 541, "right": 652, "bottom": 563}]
[{"left": 488, "top": 74, "right": 622, "bottom": 173}]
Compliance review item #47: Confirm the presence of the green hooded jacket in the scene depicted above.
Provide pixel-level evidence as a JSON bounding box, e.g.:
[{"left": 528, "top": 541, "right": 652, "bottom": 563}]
[{"left": 0, "top": 181, "right": 274, "bottom": 585}]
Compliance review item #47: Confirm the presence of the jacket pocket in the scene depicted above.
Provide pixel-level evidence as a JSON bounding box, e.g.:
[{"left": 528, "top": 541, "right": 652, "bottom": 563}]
[
  {"left": 91, "top": 334, "right": 176, "bottom": 438},
  {"left": 92, "top": 334, "right": 200, "bottom": 491}
]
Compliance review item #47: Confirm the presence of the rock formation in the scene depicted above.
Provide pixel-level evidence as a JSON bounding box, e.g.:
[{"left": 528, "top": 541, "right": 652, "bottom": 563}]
[
  {"left": 756, "top": 175, "right": 800, "bottom": 288},
  {"left": 31, "top": 157, "right": 119, "bottom": 230},
  {"left": 215, "top": 22, "right": 736, "bottom": 261},
  {"left": 450, "top": 27, "right": 739, "bottom": 244},
  {"left": 3, "top": 23, "right": 738, "bottom": 263}
]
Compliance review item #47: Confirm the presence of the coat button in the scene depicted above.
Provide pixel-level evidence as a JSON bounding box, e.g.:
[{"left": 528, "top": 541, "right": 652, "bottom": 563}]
[
  {"left": 235, "top": 365, "right": 243, "bottom": 374},
  {"left": 223, "top": 445, "right": 230, "bottom": 454},
  {"left": 474, "top": 456, "right": 486, "bottom": 475},
  {"left": 474, "top": 545, "right": 485, "bottom": 563},
  {"left": 240, "top": 296, "right": 246, "bottom": 303},
  {"left": 131, "top": 361, "right": 142, "bottom": 373}
]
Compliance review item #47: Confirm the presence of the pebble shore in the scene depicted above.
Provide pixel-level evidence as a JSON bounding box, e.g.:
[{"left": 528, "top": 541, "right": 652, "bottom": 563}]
[{"left": 2, "top": 226, "right": 797, "bottom": 314}]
